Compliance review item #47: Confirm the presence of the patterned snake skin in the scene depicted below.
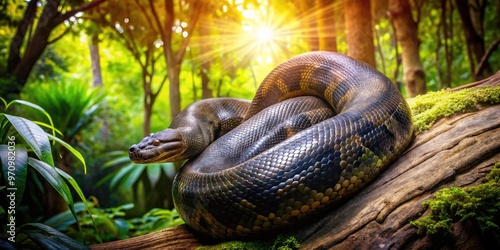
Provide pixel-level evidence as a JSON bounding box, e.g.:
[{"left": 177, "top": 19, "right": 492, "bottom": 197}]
[{"left": 129, "top": 52, "right": 414, "bottom": 239}]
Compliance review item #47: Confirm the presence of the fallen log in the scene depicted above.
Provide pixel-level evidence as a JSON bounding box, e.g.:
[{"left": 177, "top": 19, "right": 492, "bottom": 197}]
[{"left": 92, "top": 72, "right": 500, "bottom": 250}]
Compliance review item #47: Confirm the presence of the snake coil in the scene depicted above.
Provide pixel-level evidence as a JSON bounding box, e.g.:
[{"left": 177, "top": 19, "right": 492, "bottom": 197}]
[{"left": 129, "top": 52, "right": 414, "bottom": 239}]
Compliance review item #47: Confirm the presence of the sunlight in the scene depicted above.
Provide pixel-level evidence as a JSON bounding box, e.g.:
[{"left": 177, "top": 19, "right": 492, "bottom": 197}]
[
  {"left": 255, "top": 26, "right": 274, "bottom": 43},
  {"left": 188, "top": 0, "right": 301, "bottom": 81}
]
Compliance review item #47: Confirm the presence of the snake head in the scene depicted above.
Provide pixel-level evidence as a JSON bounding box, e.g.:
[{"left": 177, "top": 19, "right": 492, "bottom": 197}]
[{"left": 129, "top": 129, "right": 186, "bottom": 163}]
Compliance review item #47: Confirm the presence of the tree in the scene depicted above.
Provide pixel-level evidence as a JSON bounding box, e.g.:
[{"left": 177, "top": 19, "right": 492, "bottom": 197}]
[
  {"left": 296, "top": 0, "right": 320, "bottom": 51},
  {"left": 389, "top": 0, "right": 426, "bottom": 97},
  {"left": 1, "top": 0, "right": 107, "bottom": 100},
  {"left": 96, "top": 0, "right": 206, "bottom": 136},
  {"left": 89, "top": 34, "right": 104, "bottom": 87},
  {"left": 162, "top": 0, "right": 207, "bottom": 120},
  {"left": 197, "top": 12, "right": 214, "bottom": 99},
  {"left": 344, "top": 0, "right": 376, "bottom": 67},
  {"left": 455, "top": 0, "right": 492, "bottom": 80},
  {"left": 316, "top": 0, "right": 337, "bottom": 52}
]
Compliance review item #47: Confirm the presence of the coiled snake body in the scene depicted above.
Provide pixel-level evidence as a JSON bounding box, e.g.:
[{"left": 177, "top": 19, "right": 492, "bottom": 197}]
[{"left": 129, "top": 52, "right": 413, "bottom": 239}]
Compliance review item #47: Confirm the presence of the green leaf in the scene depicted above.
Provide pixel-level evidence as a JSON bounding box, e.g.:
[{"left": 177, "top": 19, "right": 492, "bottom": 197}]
[
  {"left": 1, "top": 116, "right": 12, "bottom": 144},
  {"left": 34, "top": 121, "right": 64, "bottom": 137},
  {"left": 0, "top": 97, "right": 7, "bottom": 110},
  {"left": 67, "top": 104, "right": 100, "bottom": 139},
  {"left": 113, "top": 218, "right": 131, "bottom": 237},
  {"left": 43, "top": 203, "right": 86, "bottom": 230},
  {"left": 7, "top": 100, "right": 48, "bottom": 118},
  {"left": 5, "top": 99, "right": 57, "bottom": 138},
  {"left": 110, "top": 163, "right": 145, "bottom": 190},
  {"left": 120, "top": 164, "right": 146, "bottom": 190},
  {"left": 5, "top": 114, "right": 54, "bottom": 166},
  {"left": 147, "top": 164, "right": 161, "bottom": 187},
  {"left": 161, "top": 162, "right": 176, "bottom": 179},
  {"left": 54, "top": 168, "right": 101, "bottom": 242},
  {"left": 109, "top": 163, "right": 135, "bottom": 189},
  {"left": 103, "top": 154, "right": 131, "bottom": 169},
  {"left": 28, "top": 158, "right": 75, "bottom": 219},
  {"left": 116, "top": 203, "right": 135, "bottom": 211},
  {"left": 20, "top": 223, "right": 89, "bottom": 250},
  {"left": 0, "top": 144, "right": 28, "bottom": 207},
  {"left": 47, "top": 134, "right": 87, "bottom": 174}
]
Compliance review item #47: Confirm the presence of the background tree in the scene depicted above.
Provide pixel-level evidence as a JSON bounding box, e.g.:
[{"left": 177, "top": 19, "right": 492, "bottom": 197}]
[
  {"left": 1, "top": 0, "right": 107, "bottom": 100},
  {"left": 197, "top": 12, "right": 214, "bottom": 99},
  {"left": 96, "top": 0, "right": 206, "bottom": 136},
  {"left": 389, "top": 0, "right": 427, "bottom": 97},
  {"left": 316, "top": 0, "right": 337, "bottom": 52},
  {"left": 455, "top": 0, "right": 492, "bottom": 80},
  {"left": 344, "top": 0, "right": 376, "bottom": 67}
]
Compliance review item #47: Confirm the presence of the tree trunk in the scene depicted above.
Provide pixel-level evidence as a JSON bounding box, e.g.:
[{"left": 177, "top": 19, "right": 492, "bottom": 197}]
[
  {"left": 344, "top": 0, "right": 376, "bottom": 67},
  {"left": 91, "top": 72, "right": 500, "bottom": 250},
  {"left": 167, "top": 65, "right": 182, "bottom": 121},
  {"left": 389, "top": 0, "right": 426, "bottom": 97},
  {"left": 455, "top": 0, "right": 491, "bottom": 80},
  {"left": 297, "top": 0, "right": 320, "bottom": 51},
  {"left": 143, "top": 95, "right": 153, "bottom": 137},
  {"left": 316, "top": 0, "right": 337, "bottom": 52},
  {"left": 89, "top": 34, "right": 103, "bottom": 87},
  {"left": 198, "top": 14, "right": 213, "bottom": 100},
  {"left": 7, "top": 0, "right": 38, "bottom": 74}
]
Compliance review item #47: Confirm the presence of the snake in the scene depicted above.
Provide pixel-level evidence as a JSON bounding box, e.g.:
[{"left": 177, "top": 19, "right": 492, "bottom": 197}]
[{"left": 129, "top": 51, "right": 414, "bottom": 239}]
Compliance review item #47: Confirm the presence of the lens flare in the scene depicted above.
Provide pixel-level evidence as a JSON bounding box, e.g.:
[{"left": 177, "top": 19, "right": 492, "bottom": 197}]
[{"left": 256, "top": 26, "right": 274, "bottom": 43}]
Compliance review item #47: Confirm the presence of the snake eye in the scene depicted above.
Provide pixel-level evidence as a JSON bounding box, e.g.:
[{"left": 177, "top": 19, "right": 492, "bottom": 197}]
[{"left": 153, "top": 139, "right": 161, "bottom": 146}]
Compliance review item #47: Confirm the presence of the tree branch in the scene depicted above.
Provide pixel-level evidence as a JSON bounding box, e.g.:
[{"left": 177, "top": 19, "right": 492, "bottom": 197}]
[
  {"left": 7, "top": 0, "right": 39, "bottom": 73},
  {"left": 175, "top": 1, "right": 207, "bottom": 63},
  {"left": 48, "top": 25, "right": 73, "bottom": 44},
  {"left": 56, "top": 0, "right": 109, "bottom": 25},
  {"left": 474, "top": 39, "right": 500, "bottom": 79},
  {"left": 147, "top": 0, "right": 166, "bottom": 40}
]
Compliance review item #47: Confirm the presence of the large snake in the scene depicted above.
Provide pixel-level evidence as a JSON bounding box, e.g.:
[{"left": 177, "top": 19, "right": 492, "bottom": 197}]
[{"left": 129, "top": 52, "right": 413, "bottom": 239}]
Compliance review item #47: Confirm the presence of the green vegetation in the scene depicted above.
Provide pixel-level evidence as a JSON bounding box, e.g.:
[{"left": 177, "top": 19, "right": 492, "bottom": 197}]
[
  {"left": 411, "top": 162, "right": 500, "bottom": 244},
  {"left": 42, "top": 200, "right": 183, "bottom": 244},
  {"left": 408, "top": 86, "right": 500, "bottom": 134},
  {"left": 198, "top": 235, "right": 300, "bottom": 250},
  {"left": 0, "top": 98, "right": 96, "bottom": 248}
]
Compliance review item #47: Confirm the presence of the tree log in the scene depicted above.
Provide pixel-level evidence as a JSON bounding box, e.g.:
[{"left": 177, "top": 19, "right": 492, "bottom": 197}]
[{"left": 92, "top": 74, "right": 500, "bottom": 250}]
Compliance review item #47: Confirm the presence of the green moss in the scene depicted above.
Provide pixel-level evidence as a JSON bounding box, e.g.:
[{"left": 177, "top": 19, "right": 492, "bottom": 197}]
[
  {"left": 407, "top": 86, "right": 500, "bottom": 134},
  {"left": 197, "top": 235, "right": 300, "bottom": 250},
  {"left": 411, "top": 162, "right": 500, "bottom": 244}
]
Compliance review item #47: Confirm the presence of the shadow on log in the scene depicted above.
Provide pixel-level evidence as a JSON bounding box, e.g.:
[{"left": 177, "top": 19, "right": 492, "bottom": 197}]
[{"left": 92, "top": 72, "right": 500, "bottom": 250}]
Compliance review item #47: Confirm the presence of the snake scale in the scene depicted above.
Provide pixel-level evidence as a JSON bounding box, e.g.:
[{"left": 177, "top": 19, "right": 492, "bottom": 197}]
[{"left": 129, "top": 52, "right": 414, "bottom": 239}]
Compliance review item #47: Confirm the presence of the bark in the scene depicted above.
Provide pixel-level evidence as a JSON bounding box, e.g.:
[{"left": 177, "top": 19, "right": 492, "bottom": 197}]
[
  {"left": 91, "top": 72, "right": 500, "bottom": 250},
  {"left": 344, "top": 0, "right": 376, "bottom": 67},
  {"left": 389, "top": 0, "right": 426, "bottom": 97},
  {"left": 316, "top": 0, "right": 337, "bottom": 52}
]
